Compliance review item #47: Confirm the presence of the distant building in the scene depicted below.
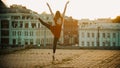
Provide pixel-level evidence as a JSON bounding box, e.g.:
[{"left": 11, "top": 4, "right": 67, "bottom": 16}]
[
  {"left": 0, "top": 1, "right": 54, "bottom": 46},
  {"left": 63, "top": 17, "right": 79, "bottom": 45},
  {"left": 79, "top": 22, "right": 120, "bottom": 47},
  {"left": 94, "top": 18, "right": 113, "bottom": 23}
]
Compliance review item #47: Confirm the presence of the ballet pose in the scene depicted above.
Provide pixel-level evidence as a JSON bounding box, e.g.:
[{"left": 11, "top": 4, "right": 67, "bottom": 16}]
[{"left": 38, "top": 1, "right": 69, "bottom": 61}]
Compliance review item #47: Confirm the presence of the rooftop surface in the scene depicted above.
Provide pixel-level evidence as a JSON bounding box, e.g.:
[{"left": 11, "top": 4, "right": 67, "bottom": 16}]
[{"left": 0, "top": 49, "right": 120, "bottom": 68}]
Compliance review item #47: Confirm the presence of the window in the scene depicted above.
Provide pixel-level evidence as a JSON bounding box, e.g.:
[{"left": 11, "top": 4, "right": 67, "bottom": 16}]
[
  {"left": 107, "top": 33, "right": 110, "bottom": 38},
  {"left": 11, "top": 16, "right": 20, "bottom": 19},
  {"left": 113, "top": 42, "right": 116, "bottom": 46},
  {"left": 92, "top": 33, "right": 94, "bottom": 37},
  {"left": 1, "top": 38, "right": 9, "bottom": 44},
  {"left": 20, "top": 21, "right": 23, "bottom": 28},
  {"left": 30, "top": 31, "right": 33, "bottom": 36},
  {"left": 82, "top": 32, "right": 84, "bottom": 38},
  {"left": 12, "top": 21, "right": 18, "bottom": 28},
  {"left": 103, "top": 42, "right": 105, "bottom": 46},
  {"left": 108, "top": 42, "right": 110, "bottom": 46},
  {"left": 103, "top": 33, "right": 105, "bottom": 38},
  {"left": 31, "top": 23, "right": 36, "bottom": 28},
  {"left": 13, "top": 39, "right": 16, "bottom": 45},
  {"left": 22, "top": 16, "right": 25, "bottom": 19},
  {"left": 87, "top": 42, "right": 90, "bottom": 46},
  {"left": 1, "top": 30, "right": 9, "bottom": 36},
  {"left": 113, "top": 33, "right": 116, "bottom": 38},
  {"left": 25, "top": 31, "right": 28, "bottom": 36},
  {"left": 18, "top": 39, "right": 21, "bottom": 45},
  {"left": 97, "top": 42, "right": 99, "bottom": 46},
  {"left": 30, "top": 39, "right": 33, "bottom": 45},
  {"left": 1, "top": 20, "right": 9, "bottom": 28},
  {"left": 26, "top": 16, "right": 30, "bottom": 19},
  {"left": 87, "top": 33, "right": 90, "bottom": 37},
  {"left": 25, "top": 23, "right": 28, "bottom": 28},
  {"left": 18, "top": 31, "right": 21, "bottom": 36},
  {"left": 92, "top": 42, "right": 94, "bottom": 46},
  {"left": 82, "top": 41, "right": 84, "bottom": 46},
  {"left": 36, "top": 39, "right": 40, "bottom": 44},
  {"left": 25, "top": 39, "right": 28, "bottom": 45}
]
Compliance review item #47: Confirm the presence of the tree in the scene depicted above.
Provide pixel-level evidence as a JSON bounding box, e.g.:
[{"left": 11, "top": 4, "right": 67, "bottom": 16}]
[{"left": 112, "top": 16, "right": 120, "bottom": 23}]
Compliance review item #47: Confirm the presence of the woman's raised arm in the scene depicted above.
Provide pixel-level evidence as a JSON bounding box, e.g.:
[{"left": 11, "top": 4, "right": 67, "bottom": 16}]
[
  {"left": 46, "top": 2, "right": 54, "bottom": 16},
  {"left": 62, "top": 1, "right": 69, "bottom": 17}
]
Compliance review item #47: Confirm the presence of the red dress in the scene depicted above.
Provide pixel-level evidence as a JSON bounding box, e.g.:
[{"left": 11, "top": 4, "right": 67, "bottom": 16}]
[{"left": 50, "top": 24, "right": 62, "bottom": 38}]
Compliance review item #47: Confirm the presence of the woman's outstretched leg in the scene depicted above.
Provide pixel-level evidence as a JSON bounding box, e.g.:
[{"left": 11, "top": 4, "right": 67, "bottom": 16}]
[
  {"left": 38, "top": 18, "right": 51, "bottom": 29},
  {"left": 52, "top": 37, "right": 59, "bottom": 61}
]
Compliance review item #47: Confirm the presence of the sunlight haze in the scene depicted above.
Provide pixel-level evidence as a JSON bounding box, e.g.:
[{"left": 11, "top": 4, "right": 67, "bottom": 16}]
[{"left": 2, "top": 0, "right": 120, "bottom": 19}]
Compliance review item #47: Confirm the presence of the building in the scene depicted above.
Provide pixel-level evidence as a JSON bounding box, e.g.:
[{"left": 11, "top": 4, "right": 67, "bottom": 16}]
[
  {"left": 0, "top": 1, "right": 54, "bottom": 47},
  {"left": 79, "top": 22, "right": 120, "bottom": 47},
  {"left": 63, "top": 17, "right": 78, "bottom": 45}
]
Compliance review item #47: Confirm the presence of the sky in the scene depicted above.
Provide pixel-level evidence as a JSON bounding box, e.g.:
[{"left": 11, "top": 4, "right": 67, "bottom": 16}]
[{"left": 2, "top": 0, "right": 120, "bottom": 19}]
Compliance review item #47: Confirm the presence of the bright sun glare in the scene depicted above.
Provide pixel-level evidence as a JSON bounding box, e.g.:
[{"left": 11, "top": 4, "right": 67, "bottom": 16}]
[{"left": 2, "top": 0, "right": 120, "bottom": 19}]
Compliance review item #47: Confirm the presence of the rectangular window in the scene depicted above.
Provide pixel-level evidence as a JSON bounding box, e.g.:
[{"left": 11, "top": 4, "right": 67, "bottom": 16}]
[
  {"left": 103, "top": 42, "right": 105, "bottom": 46},
  {"left": 107, "top": 33, "right": 110, "bottom": 38},
  {"left": 18, "top": 31, "right": 21, "bottom": 36},
  {"left": 87, "top": 42, "right": 90, "bottom": 46},
  {"left": 18, "top": 39, "right": 21, "bottom": 45},
  {"left": 20, "top": 21, "right": 23, "bottom": 28},
  {"left": 30, "top": 39, "right": 33, "bottom": 45},
  {"left": 108, "top": 42, "right": 110, "bottom": 46},
  {"left": 11, "top": 16, "right": 20, "bottom": 19},
  {"left": 25, "top": 23, "right": 28, "bottom": 28},
  {"left": 92, "top": 42, "right": 94, "bottom": 46},
  {"left": 1, "top": 20, "right": 9, "bottom": 28},
  {"left": 36, "top": 39, "right": 40, "bottom": 44},
  {"left": 22, "top": 16, "right": 25, "bottom": 19},
  {"left": 92, "top": 33, "right": 94, "bottom": 37},
  {"left": 103, "top": 33, "right": 105, "bottom": 38},
  {"left": 13, "top": 39, "right": 16, "bottom": 45},
  {"left": 82, "top": 41, "right": 84, "bottom": 46},
  {"left": 113, "top": 33, "right": 116, "bottom": 38},
  {"left": 1, "top": 38, "right": 9, "bottom": 44},
  {"left": 82, "top": 32, "right": 84, "bottom": 38},
  {"left": 97, "top": 42, "right": 99, "bottom": 46},
  {"left": 25, "top": 31, "right": 28, "bottom": 36},
  {"left": 113, "top": 42, "right": 116, "bottom": 46},
  {"left": 87, "top": 33, "right": 90, "bottom": 37},
  {"left": 31, "top": 23, "right": 36, "bottom": 28},
  {"left": 25, "top": 39, "right": 28, "bottom": 45},
  {"left": 12, "top": 21, "right": 18, "bottom": 28},
  {"left": 30, "top": 31, "right": 31, "bottom": 36},
  {"left": 1, "top": 30, "right": 9, "bottom": 36}
]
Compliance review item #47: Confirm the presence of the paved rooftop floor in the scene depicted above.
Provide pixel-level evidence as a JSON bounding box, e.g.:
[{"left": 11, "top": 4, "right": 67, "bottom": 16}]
[{"left": 0, "top": 49, "right": 120, "bottom": 68}]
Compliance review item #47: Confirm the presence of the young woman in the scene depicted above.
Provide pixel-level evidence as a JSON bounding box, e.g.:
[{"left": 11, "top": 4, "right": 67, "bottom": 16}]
[{"left": 38, "top": 1, "right": 69, "bottom": 61}]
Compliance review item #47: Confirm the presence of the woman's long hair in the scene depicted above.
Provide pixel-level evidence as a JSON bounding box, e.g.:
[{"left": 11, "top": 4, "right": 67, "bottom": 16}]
[{"left": 54, "top": 11, "right": 63, "bottom": 24}]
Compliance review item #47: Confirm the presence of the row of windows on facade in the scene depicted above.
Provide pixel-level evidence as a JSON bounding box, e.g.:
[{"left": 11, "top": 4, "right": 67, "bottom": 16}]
[
  {"left": 12, "top": 21, "right": 41, "bottom": 28},
  {"left": 81, "top": 32, "right": 117, "bottom": 38},
  {"left": 12, "top": 30, "right": 51, "bottom": 36},
  {"left": 81, "top": 41, "right": 117, "bottom": 46},
  {"left": 12, "top": 38, "right": 53, "bottom": 45},
  {"left": 11, "top": 16, "right": 38, "bottom": 20},
  {"left": 12, "top": 31, "right": 34, "bottom": 36},
  {"left": 0, "top": 20, "right": 41, "bottom": 29}
]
